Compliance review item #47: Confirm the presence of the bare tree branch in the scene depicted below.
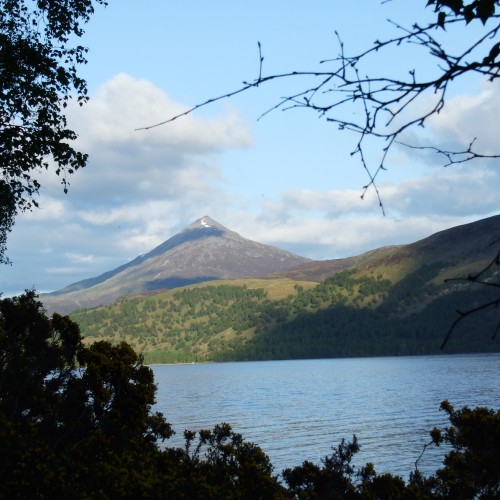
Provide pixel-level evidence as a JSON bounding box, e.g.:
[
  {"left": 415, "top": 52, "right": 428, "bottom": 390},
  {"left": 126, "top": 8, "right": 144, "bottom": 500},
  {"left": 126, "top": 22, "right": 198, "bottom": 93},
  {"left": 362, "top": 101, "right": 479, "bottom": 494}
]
[
  {"left": 396, "top": 138, "right": 500, "bottom": 166},
  {"left": 441, "top": 249, "right": 500, "bottom": 348},
  {"left": 138, "top": 4, "right": 500, "bottom": 209},
  {"left": 441, "top": 297, "right": 500, "bottom": 348}
]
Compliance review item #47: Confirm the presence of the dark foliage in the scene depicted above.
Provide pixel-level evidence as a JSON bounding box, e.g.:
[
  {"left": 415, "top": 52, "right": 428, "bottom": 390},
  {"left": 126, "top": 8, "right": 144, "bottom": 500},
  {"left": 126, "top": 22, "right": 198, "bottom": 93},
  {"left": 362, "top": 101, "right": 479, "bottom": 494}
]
[
  {"left": 428, "top": 400, "right": 500, "bottom": 497},
  {"left": 0, "top": 182, "right": 15, "bottom": 264},
  {"left": 0, "top": 291, "right": 172, "bottom": 497},
  {"left": 1, "top": 291, "right": 499, "bottom": 498},
  {"left": 0, "top": 0, "right": 107, "bottom": 262}
]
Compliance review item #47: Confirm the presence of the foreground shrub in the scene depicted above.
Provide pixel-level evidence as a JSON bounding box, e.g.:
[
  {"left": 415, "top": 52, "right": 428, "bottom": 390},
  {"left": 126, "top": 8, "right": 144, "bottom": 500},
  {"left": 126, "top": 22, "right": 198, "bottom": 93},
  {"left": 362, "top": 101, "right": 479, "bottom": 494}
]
[{"left": 0, "top": 292, "right": 498, "bottom": 498}]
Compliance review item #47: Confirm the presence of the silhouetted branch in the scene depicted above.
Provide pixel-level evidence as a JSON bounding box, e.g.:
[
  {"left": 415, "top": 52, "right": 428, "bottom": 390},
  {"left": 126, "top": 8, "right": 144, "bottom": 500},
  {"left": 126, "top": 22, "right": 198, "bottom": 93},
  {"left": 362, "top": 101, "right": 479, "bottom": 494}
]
[
  {"left": 138, "top": 3, "right": 500, "bottom": 208},
  {"left": 441, "top": 249, "right": 500, "bottom": 348},
  {"left": 415, "top": 438, "right": 434, "bottom": 471},
  {"left": 397, "top": 138, "right": 500, "bottom": 166},
  {"left": 441, "top": 297, "right": 500, "bottom": 348}
]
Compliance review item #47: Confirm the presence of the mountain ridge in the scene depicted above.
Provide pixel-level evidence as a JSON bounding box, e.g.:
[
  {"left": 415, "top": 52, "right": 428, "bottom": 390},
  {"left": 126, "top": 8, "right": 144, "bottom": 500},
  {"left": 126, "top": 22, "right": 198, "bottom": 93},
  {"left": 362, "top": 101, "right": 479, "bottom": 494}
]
[
  {"left": 42, "top": 216, "right": 311, "bottom": 313},
  {"left": 272, "top": 215, "right": 500, "bottom": 283},
  {"left": 42, "top": 214, "right": 500, "bottom": 315}
]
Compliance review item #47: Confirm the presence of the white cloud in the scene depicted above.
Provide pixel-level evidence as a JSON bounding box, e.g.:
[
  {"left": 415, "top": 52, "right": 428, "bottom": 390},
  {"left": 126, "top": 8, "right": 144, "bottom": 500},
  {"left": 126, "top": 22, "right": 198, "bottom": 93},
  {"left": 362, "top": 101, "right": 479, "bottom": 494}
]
[
  {"left": 40, "top": 73, "right": 251, "bottom": 209},
  {"left": 46, "top": 266, "right": 92, "bottom": 275},
  {"left": 280, "top": 188, "right": 380, "bottom": 215},
  {"left": 74, "top": 74, "right": 252, "bottom": 151},
  {"left": 64, "top": 253, "right": 97, "bottom": 264},
  {"left": 383, "top": 167, "right": 500, "bottom": 217},
  {"left": 223, "top": 209, "right": 472, "bottom": 261},
  {"left": 250, "top": 163, "right": 499, "bottom": 223},
  {"left": 16, "top": 198, "right": 67, "bottom": 221},
  {"left": 428, "top": 81, "right": 500, "bottom": 155},
  {"left": 397, "top": 80, "right": 500, "bottom": 169}
]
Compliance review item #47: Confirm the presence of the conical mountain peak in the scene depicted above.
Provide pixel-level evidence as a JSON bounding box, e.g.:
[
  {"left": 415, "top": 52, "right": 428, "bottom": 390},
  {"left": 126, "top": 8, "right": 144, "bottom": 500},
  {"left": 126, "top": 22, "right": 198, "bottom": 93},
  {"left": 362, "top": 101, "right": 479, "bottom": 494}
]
[
  {"left": 41, "top": 216, "right": 311, "bottom": 313},
  {"left": 185, "top": 216, "right": 228, "bottom": 232}
]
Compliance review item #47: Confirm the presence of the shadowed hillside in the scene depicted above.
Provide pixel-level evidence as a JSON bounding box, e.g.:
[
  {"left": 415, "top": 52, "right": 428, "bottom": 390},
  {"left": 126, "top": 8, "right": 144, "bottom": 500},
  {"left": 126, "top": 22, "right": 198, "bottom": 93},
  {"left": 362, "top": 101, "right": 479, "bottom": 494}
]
[{"left": 69, "top": 215, "right": 500, "bottom": 363}]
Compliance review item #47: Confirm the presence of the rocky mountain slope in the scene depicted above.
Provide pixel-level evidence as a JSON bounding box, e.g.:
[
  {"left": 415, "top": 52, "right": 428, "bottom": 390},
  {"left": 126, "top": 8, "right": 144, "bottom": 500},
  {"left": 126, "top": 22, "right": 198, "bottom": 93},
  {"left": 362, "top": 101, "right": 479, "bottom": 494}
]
[
  {"left": 41, "top": 216, "right": 311, "bottom": 313},
  {"left": 43, "top": 214, "right": 500, "bottom": 316}
]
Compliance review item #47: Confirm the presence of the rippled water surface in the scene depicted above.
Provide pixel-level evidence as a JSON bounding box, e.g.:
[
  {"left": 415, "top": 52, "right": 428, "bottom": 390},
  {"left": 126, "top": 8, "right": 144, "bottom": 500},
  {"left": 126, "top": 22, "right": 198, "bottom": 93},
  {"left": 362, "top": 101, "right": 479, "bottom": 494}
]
[{"left": 152, "top": 353, "right": 500, "bottom": 477}]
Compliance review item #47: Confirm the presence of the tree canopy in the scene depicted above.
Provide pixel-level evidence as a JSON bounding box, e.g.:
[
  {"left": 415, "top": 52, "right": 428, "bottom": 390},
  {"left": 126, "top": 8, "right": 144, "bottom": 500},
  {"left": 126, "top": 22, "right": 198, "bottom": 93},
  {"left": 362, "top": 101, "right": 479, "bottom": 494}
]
[{"left": 0, "top": 0, "right": 107, "bottom": 262}]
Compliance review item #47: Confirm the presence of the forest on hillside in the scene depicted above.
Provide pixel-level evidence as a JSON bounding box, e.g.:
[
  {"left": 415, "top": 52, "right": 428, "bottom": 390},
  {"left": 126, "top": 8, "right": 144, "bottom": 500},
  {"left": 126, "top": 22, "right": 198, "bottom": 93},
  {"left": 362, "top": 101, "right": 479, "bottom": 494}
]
[{"left": 71, "top": 263, "right": 500, "bottom": 364}]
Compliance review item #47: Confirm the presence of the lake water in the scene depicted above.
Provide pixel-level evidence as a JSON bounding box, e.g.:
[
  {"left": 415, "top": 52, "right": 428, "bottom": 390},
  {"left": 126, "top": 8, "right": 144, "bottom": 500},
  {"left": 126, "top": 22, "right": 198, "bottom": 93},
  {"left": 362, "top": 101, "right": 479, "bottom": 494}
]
[{"left": 152, "top": 353, "right": 500, "bottom": 479}]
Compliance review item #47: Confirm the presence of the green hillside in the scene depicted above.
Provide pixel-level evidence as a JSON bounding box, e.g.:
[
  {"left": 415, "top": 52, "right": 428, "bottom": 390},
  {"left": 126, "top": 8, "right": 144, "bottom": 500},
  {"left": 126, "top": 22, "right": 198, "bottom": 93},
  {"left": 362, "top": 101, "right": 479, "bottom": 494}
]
[{"left": 70, "top": 262, "right": 500, "bottom": 364}]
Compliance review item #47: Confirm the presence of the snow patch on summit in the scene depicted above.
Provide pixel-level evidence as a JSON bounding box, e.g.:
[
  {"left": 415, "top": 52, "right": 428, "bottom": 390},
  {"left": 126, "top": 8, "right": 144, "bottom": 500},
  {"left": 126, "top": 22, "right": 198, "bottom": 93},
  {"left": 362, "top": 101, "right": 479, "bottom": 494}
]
[{"left": 200, "top": 217, "right": 211, "bottom": 228}]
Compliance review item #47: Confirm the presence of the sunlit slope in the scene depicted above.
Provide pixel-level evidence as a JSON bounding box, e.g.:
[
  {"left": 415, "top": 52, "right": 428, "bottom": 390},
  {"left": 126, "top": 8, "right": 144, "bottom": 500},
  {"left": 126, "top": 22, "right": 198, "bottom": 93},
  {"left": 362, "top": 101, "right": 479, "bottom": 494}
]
[
  {"left": 274, "top": 214, "right": 500, "bottom": 284},
  {"left": 70, "top": 213, "right": 500, "bottom": 363}
]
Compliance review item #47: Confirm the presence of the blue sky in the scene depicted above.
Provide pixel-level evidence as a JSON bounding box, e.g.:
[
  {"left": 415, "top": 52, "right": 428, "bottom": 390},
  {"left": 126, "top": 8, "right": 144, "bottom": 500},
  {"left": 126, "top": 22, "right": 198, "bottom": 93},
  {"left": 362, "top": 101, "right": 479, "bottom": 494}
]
[{"left": 1, "top": 0, "right": 499, "bottom": 295}]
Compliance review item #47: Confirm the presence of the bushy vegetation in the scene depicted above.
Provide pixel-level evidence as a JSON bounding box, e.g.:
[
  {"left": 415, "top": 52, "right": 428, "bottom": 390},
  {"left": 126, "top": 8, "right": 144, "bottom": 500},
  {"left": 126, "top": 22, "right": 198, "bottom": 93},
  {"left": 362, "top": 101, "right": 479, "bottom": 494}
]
[
  {"left": 1, "top": 292, "right": 499, "bottom": 498},
  {"left": 70, "top": 265, "right": 499, "bottom": 363}
]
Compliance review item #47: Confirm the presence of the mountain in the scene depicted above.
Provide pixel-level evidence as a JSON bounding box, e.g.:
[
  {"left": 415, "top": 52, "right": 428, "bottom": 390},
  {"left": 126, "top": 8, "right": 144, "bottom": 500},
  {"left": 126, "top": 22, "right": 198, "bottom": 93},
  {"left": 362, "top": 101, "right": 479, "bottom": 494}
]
[
  {"left": 43, "top": 214, "right": 500, "bottom": 316},
  {"left": 41, "top": 216, "right": 311, "bottom": 314},
  {"left": 69, "top": 214, "right": 500, "bottom": 363},
  {"left": 273, "top": 214, "right": 500, "bottom": 284}
]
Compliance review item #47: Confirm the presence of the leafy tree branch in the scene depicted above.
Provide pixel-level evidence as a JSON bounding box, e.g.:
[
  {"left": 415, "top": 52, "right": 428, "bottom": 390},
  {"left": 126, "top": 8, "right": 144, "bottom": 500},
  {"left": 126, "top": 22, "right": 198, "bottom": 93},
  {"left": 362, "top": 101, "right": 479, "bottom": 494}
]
[{"left": 0, "top": 0, "right": 107, "bottom": 262}]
